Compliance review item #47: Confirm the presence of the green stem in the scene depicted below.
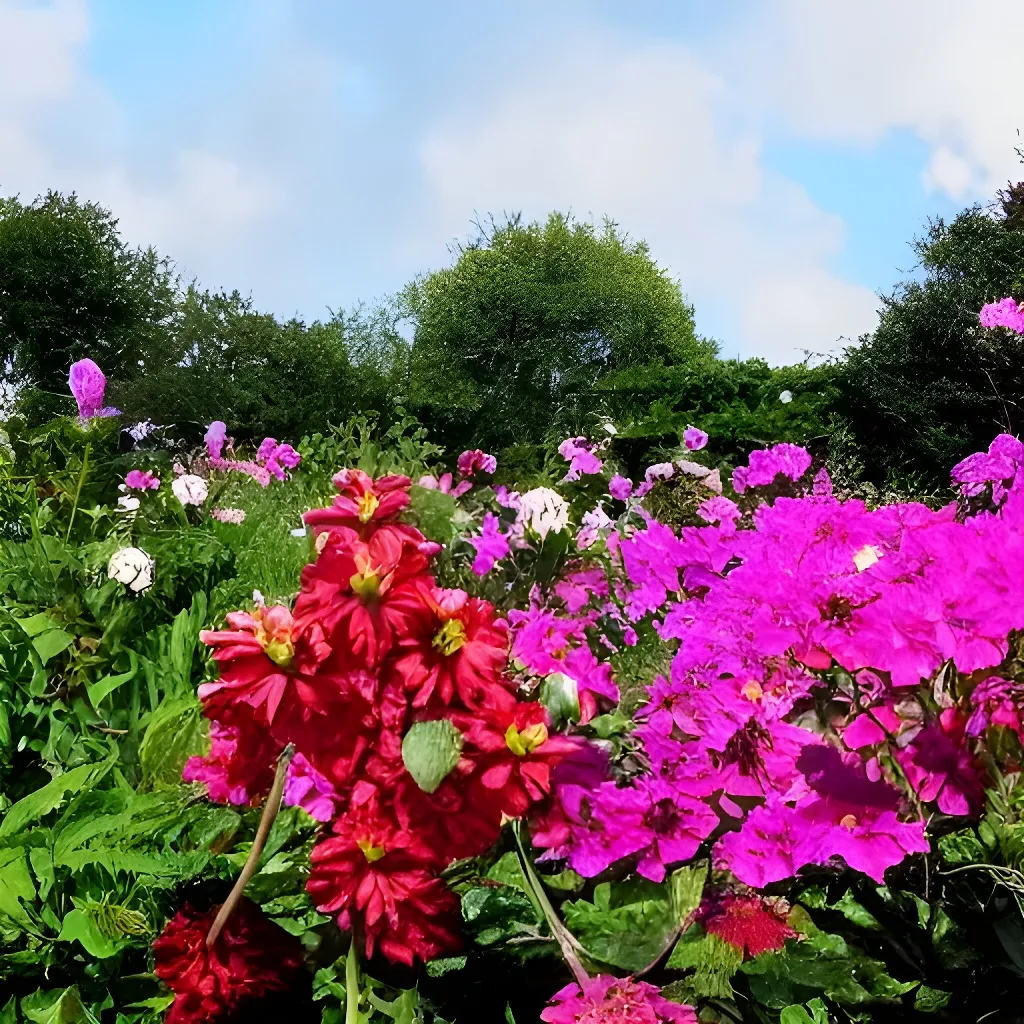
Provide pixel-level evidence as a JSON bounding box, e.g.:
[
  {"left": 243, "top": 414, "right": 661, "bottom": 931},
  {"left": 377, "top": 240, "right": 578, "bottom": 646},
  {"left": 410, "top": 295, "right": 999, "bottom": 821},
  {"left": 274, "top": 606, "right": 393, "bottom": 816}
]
[
  {"left": 346, "top": 939, "right": 361, "bottom": 1024},
  {"left": 64, "top": 442, "right": 91, "bottom": 543},
  {"left": 513, "top": 821, "right": 589, "bottom": 986}
]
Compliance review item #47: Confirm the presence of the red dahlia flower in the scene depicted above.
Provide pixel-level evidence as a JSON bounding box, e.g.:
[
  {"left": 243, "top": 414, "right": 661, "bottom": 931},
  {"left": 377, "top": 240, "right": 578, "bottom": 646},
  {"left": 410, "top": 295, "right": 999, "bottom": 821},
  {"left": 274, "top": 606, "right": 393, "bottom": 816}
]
[
  {"left": 304, "top": 469, "right": 413, "bottom": 535},
  {"left": 461, "top": 702, "right": 582, "bottom": 819},
  {"left": 388, "top": 584, "right": 514, "bottom": 710},
  {"left": 153, "top": 899, "right": 304, "bottom": 1024},
  {"left": 697, "top": 893, "right": 795, "bottom": 957},
  {"left": 182, "top": 719, "right": 277, "bottom": 807},
  {"left": 199, "top": 603, "right": 333, "bottom": 728},
  {"left": 307, "top": 796, "right": 461, "bottom": 965}
]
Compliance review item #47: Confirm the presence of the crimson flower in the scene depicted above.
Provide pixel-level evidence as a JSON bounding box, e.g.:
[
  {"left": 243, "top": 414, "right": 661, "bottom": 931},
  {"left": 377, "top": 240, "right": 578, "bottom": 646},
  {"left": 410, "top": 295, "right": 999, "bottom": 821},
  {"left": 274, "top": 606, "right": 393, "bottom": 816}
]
[
  {"left": 303, "top": 469, "right": 413, "bottom": 535},
  {"left": 387, "top": 584, "right": 514, "bottom": 710},
  {"left": 461, "top": 702, "right": 582, "bottom": 819},
  {"left": 697, "top": 893, "right": 795, "bottom": 957},
  {"left": 199, "top": 603, "right": 332, "bottom": 729},
  {"left": 307, "top": 794, "right": 460, "bottom": 966},
  {"left": 182, "top": 719, "right": 277, "bottom": 807},
  {"left": 153, "top": 899, "right": 304, "bottom": 1024}
]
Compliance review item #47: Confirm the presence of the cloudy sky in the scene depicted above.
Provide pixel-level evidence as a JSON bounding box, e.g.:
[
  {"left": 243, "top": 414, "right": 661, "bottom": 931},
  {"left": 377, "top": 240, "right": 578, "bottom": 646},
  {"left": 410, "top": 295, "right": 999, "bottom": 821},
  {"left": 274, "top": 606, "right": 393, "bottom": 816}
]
[{"left": 2, "top": 0, "right": 1020, "bottom": 363}]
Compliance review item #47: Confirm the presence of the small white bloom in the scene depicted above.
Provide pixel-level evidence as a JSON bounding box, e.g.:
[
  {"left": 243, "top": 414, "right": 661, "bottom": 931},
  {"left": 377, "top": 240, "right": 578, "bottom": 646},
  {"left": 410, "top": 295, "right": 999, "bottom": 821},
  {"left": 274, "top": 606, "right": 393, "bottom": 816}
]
[
  {"left": 108, "top": 546, "right": 154, "bottom": 593},
  {"left": 602, "top": 421, "right": 618, "bottom": 435},
  {"left": 675, "top": 459, "right": 711, "bottom": 478},
  {"left": 116, "top": 495, "right": 141, "bottom": 513},
  {"left": 645, "top": 462, "right": 675, "bottom": 483},
  {"left": 518, "top": 487, "right": 570, "bottom": 540},
  {"left": 853, "top": 544, "right": 883, "bottom": 572},
  {"left": 252, "top": 589, "right": 266, "bottom": 607},
  {"left": 172, "top": 474, "right": 208, "bottom": 506},
  {"left": 779, "top": 390, "right": 794, "bottom": 404}
]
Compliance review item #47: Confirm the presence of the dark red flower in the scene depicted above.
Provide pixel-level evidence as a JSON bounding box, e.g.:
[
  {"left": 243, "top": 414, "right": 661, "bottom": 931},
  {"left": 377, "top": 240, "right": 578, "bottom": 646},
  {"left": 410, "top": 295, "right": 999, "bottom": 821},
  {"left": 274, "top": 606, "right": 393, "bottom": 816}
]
[
  {"left": 388, "top": 584, "right": 515, "bottom": 711},
  {"left": 307, "top": 792, "right": 460, "bottom": 966},
  {"left": 460, "top": 702, "right": 583, "bottom": 819},
  {"left": 153, "top": 899, "right": 304, "bottom": 1024},
  {"left": 698, "top": 893, "right": 795, "bottom": 957}
]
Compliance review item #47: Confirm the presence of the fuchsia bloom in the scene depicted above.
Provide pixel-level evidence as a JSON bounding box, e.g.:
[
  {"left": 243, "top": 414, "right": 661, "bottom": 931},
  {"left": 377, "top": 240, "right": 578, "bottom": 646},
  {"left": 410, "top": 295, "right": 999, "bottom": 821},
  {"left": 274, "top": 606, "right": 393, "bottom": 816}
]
[
  {"left": 542, "top": 975, "right": 696, "bottom": 1024},
  {"left": 732, "top": 443, "right": 812, "bottom": 493},
  {"left": 418, "top": 472, "right": 471, "bottom": 498},
  {"left": 697, "top": 495, "right": 740, "bottom": 528},
  {"left": 559, "top": 437, "right": 604, "bottom": 482},
  {"left": 951, "top": 433, "right": 1024, "bottom": 505},
  {"left": 69, "top": 358, "right": 120, "bottom": 419},
  {"left": 205, "top": 420, "right": 228, "bottom": 459},
  {"left": 468, "top": 512, "right": 511, "bottom": 575},
  {"left": 457, "top": 449, "right": 497, "bottom": 477},
  {"left": 979, "top": 296, "right": 1024, "bottom": 334},
  {"left": 125, "top": 469, "right": 160, "bottom": 490},
  {"left": 284, "top": 752, "right": 341, "bottom": 821},
  {"left": 683, "top": 424, "right": 708, "bottom": 451}
]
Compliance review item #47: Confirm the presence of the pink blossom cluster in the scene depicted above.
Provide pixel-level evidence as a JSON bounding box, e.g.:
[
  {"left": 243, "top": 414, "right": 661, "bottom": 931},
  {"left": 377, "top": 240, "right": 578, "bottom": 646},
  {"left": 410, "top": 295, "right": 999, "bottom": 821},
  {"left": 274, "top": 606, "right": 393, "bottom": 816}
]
[
  {"left": 979, "top": 296, "right": 1024, "bottom": 334},
  {"left": 535, "top": 434, "right": 1024, "bottom": 892},
  {"left": 204, "top": 421, "right": 300, "bottom": 486}
]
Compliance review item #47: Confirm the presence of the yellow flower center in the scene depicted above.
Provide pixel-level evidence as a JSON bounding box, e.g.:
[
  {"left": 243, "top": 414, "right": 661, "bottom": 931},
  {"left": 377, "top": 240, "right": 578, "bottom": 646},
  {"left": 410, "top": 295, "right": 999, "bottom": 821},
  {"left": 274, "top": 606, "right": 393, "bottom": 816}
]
[
  {"left": 357, "top": 491, "right": 380, "bottom": 523},
  {"left": 741, "top": 681, "right": 763, "bottom": 701},
  {"left": 432, "top": 618, "right": 467, "bottom": 656},
  {"left": 357, "top": 838, "right": 386, "bottom": 863},
  {"left": 349, "top": 571, "right": 381, "bottom": 600},
  {"left": 263, "top": 636, "right": 295, "bottom": 668},
  {"left": 505, "top": 721, "right": 548, "bottom": 756},
  {"left": 839, "top": 814, "right": 858, "bottom": 829}
]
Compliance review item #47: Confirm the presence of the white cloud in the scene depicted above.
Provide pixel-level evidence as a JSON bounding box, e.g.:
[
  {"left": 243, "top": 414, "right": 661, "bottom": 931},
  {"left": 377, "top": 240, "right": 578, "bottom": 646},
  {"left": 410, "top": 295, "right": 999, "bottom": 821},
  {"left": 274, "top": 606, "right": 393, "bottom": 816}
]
[
  {"left": 417, "top": 39, "right": 879, "bottom": 364},
  {"left": 738, "top": 0, "right": 1024, "bottom": 200}
]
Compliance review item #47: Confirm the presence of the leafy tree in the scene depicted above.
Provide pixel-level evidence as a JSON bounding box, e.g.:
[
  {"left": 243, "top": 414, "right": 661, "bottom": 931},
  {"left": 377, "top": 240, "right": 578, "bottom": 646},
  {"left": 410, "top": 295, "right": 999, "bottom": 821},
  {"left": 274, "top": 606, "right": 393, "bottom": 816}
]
[
  {"left": 833, "top": 193, "right": 1024, "bottom": 486},
  {"left": 0, "top": 191, "right": 176, "bottom": 420},
  {"left": 402, "top": 213, "right": 715, "bottom": 452}
]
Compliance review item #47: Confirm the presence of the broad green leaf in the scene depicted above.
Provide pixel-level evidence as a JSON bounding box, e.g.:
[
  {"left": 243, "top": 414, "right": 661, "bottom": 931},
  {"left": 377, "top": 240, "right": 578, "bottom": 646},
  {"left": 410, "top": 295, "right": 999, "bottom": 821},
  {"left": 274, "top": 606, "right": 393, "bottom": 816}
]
[
  {"left": 0, "top": 848, "right": 36, "bottom": 926},
  {"left": 938, "top": 829, "right": 987, "bottom": 866},
  {"left": 486, "top": 850, "right": 530, "bottom": 894},
  {"left": 31, "top": 628, "right": 74, "bottom": 666},
  {"left": 139, "top": 697, "right": 207, "bottom": 788},
  {"left": 20, "top": 987, "right": 99, "bottom": 1024},
  {"left": 669, "top": 862, "right": 708, "bottom": 925},
  {"left": 780, "top": 999, "right": 829, "bottom": 1024},
  {"left": 408, "top": 485, "right": 458, "bottom": 544},
  {"left": 0, "top": 997, "right": 15, "bottom": 1024},
  {"left": 16, "top": 612, "right": 59, "bottom": 637},
  {"left": 401, "top": 719, "right": 463, "bottom": 794},
  {"left": 56, "top": 909, "right": 122, "bottom": 959},
  {"left": 0, "top": 759, "right": 114, "bottom": 838},
  {"left": 29, "top": 847, "right": 54, "bottom": 901},
  {"left": 85, "top": 651, "right": 138, "bottom": 707}
]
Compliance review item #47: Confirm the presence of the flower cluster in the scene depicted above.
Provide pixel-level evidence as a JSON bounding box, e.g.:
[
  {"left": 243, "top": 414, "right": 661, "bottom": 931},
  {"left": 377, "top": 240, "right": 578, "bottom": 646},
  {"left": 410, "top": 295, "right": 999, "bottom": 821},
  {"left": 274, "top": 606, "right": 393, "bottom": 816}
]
[
  {"left": 542, "top": 974, "right": 696, "bottom": 1023},
  {"left": 185, "top": 469, "right": 587, "bottom": 967},
  {"left": 540, "top": 433, "right": 1024, "bottom": 893}
]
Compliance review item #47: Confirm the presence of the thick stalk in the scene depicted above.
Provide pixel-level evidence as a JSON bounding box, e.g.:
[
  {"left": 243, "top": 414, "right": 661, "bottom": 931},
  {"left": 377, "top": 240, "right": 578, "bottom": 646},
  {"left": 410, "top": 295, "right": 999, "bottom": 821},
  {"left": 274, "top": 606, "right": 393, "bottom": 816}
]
[
  {"left": 206, "top": 744, "right": 295, "bottom": 947},
  {"left": 345, "top": 938, "right": 361, "bottom": 1024}
]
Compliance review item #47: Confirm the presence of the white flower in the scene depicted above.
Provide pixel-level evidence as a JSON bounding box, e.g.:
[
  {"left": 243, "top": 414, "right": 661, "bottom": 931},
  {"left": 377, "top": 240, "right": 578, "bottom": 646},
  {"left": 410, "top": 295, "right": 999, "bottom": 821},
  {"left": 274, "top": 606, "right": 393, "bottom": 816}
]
[
  {"left": 645, "top": 462, "right": 675, "bottom": 483},
  {"left": 210, "top": 507, "right": 246, "bottom": 524},
  {"left": 116, "top": 495, "right": 141, "bottom": 513},
  {"left": 602, "top": 421, "right": 618, "bottom": 435},
  {"left": 108, "top": 547, "right": 154, "bottom": 593},
  {"left": 172, "top": 474, "right": 208, "bottom": 506},
  {"left": 518, "top": 487, "right": 570, "bottom": 540},
  {"left": 779, "top": 390, "right": 794, "bottom": 404}
]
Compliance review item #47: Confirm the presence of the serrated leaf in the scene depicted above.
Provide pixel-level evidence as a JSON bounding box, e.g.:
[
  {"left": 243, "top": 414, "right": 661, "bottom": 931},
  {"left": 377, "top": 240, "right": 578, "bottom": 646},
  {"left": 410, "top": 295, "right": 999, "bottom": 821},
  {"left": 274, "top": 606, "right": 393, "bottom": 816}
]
[
  {"left": 401, "top": 719, "right": 463, "bottom": 793},
  {"left": 426, "top": 955, "right": 467, "bottom": 977},
  {"left": 139, "top": 697, "right": 207, "bottom": 788},
  {"left": 0, "top": 759, "right": 114, "bottom": 838}
]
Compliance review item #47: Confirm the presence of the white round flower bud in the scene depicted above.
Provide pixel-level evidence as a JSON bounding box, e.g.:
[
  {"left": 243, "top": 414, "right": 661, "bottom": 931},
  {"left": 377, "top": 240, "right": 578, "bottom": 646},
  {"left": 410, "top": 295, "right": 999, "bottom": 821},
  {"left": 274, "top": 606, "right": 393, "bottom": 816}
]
[
  {"left": 172, "top": 474, "right": 208, "bottom": 506},
  {"left": 518, "top": 487, "right": 570, "bottom": 540},
  {"left": 108, "top": 547, "right": 154, "bottom": 593}
]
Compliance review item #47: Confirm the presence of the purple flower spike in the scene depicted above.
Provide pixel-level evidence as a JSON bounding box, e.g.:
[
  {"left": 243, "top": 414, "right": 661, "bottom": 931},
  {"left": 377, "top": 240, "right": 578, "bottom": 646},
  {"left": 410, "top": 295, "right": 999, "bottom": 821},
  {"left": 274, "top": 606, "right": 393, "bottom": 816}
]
[{"left": 69, "top": 359, "right": 119, "bottom": 420}]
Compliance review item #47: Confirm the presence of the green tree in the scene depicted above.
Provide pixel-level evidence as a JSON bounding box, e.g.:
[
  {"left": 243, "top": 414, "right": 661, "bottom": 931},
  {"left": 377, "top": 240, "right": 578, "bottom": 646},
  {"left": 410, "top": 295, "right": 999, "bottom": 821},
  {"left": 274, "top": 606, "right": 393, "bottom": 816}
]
[
  {"left": 833, "top": 193, "right": 1024, "bottom": 486},
  {"left": 0, "top": 191, "right": 176, "bottom": 420},
  {"left": 402, "top": 213, "right": 715, "bottom": 452}
]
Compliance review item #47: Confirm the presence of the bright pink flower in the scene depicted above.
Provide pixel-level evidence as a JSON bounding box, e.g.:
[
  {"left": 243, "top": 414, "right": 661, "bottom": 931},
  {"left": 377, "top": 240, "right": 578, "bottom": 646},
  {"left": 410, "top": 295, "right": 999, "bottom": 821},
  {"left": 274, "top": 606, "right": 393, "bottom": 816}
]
[
  {"left": 895, "top": 714, "right": 984, "bottom": 816},
  {"left": 683, "top": 425, "right": 708, "bottom": 451},
  {"left": 69, "top": 358, "right": 119, "bottom": 419},
  {"left": 732, "top": 443, "right": 812, "bottom": 493},
  {"left": 542, "top": 975, "right": 696, "bottom": 1024},
  {"left": 257, "top": 438, "right": 301, "bottom": 481},
  {"left": 284, "top": 752, "right": 341, "bottom": 821},
  {"left": 182, "top": 720, "right": 277, "bottom": 806},
  {"left": 979, "top": 296, "right": 1024, "bottom": 334},
  {"left": 204, "top": 421, "right": 228, "bottom": 459},
  {"left": 697, "top": 496, "right": 740, "bottom": 528},
  {"left": 418, "top": 472, "right": 471, "bottom": 498},
  {"left": 468, "top": 512, "right": 510, "bottom": 575},
  {"left": 125, "top": 469, "right": 160, "bottom": 490},
  {"left": 457, "top": 449, "right": 497, "bottom": 477},
  {"left": 559, "top": 437, "right": 604, "bottom": 482},
  {"left": 609, "top": 475, "right": 633, "bottom": 501}
]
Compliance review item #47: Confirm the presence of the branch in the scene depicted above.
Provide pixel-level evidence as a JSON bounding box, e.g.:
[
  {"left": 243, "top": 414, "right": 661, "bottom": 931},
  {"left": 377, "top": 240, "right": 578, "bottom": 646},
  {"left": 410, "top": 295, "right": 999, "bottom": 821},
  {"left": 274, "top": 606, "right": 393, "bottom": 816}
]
[{"left": 206, "top": 743, "right": 295, "bottom": 947}]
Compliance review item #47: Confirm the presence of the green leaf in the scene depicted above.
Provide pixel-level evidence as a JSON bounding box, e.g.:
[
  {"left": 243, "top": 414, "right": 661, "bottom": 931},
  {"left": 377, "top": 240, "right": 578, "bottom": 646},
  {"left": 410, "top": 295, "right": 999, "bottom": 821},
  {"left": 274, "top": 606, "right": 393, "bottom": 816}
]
[
  {"left": 56, "top": 908, "right": 123, "bottom": 959},
  {"left": 0, "top": 848, "right": 36, "bottom": 926},
  {"left": 16, "top": 612, "right": 60, "bottom": 637},
  {"left": 0, "top": 759, "right": 114, "bottom": 838},
  {"left": 139, "top": 697, "right": 207, "bottom": 788},
  {"left": 539, "top": 672, "right": 580, "bottom": 726},
  {"left": 0, "top": 997, "right": 16, "bottom": 1024},
  {"left": 426, "top": 956, "right": 467, "bottom": 977},
  {"left": 667, "top": 927, "right": 743, "bottom": 998},
  {"left": 669, "top": 862, "right": 707, "bottom": 925},
  {"left": 31, "top": 628, "right": 74, "bottom": 665},
  {"left": 486, "top": 851, "right": 530, "bottom": 894},
  {"left": 563, "top": 878, "right": 677, "bottom": 972},
  {"left": 780, "top": 999, "right": 829, "bottom": 1024},
  {"left": 408, "top": 485, "right": 458, "bottom": 544},
  {"left": 401, "top": 719, "right": 463, "bottom": 794},
  {"left": 85, "top": 651, "right": 138, "bottom": 707},
  {"left": 20, "top": 988, "right": 99, "bottom": 1024},
  {"left": 914, "top": 985, "right": 951, "bottom": 1012},
  {"left": 938, "top": 828, "right": 987, "bottom": 866}
]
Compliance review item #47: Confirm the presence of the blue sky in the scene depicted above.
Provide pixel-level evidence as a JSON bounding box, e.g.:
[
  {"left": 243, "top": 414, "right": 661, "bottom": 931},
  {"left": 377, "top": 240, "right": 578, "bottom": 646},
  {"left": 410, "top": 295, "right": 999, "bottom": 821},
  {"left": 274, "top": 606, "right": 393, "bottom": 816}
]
[{"left": 1, "top": 0, "right": 1017, "bottom": 363}]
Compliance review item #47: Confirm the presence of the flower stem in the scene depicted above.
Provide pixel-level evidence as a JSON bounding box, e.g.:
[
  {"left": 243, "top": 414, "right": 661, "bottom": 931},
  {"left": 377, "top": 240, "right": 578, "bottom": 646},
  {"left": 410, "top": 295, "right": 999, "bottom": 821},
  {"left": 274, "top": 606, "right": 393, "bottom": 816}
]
[
  {"left": 345, "top": 938, "right": 361, "bottom": 1024},
  {"left": 206, "top": 743, "right": 295, "bottom": 947},
  {"left": 512, "top": 821, "right": 589, "bottom": 987},
  {"left": 64, "top": 442, "right": 91, "bottom": 543}
]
